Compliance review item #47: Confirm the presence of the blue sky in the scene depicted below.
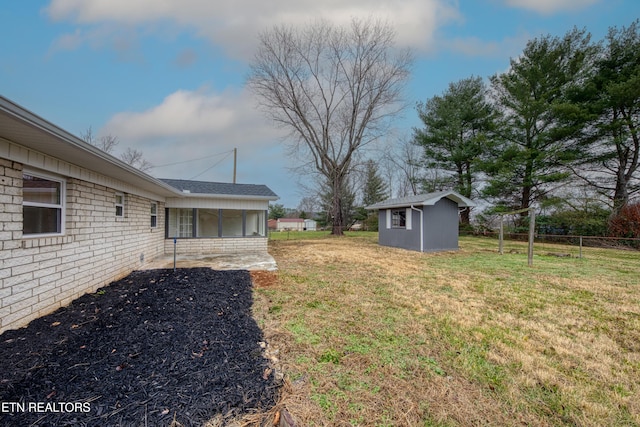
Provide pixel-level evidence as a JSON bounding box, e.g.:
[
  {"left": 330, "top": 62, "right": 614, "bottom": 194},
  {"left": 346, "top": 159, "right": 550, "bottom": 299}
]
[{"left": 1, "top": 0, "right": 638, "bottom": 208}]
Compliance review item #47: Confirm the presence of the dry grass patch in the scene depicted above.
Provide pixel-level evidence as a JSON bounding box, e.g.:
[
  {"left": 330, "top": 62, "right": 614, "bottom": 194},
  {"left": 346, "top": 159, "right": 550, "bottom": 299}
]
[{"left": 252, "top": 234, "right": 640, "bottom": 426}]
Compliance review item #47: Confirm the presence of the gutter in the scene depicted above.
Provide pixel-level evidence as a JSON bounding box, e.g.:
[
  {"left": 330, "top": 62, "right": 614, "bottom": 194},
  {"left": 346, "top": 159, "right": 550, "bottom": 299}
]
[
  {"left": 410, "top": 205, "right": 424, "bottom": 252},
  {"left": 172, "top": 192, "right": 279, "bottom": 201}
]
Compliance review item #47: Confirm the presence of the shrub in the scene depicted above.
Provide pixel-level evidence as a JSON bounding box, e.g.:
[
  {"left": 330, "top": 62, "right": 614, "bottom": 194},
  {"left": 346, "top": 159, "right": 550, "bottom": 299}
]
[
  {"left": 609, "top": 203, "right": 640, "bottom": 238},
  {"left": 537, "top": 206, "right": 610, "bottom": 237}
]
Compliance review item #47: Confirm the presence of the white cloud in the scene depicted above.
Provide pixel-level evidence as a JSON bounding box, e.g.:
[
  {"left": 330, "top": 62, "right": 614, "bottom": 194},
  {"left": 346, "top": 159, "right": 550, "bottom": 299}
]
[
  {"left": 101, "top": 87, "right": 289, "bottom": 184},
  {"left": 503, "top": 0, "right": 599, "bottom": 14},
  {"left": 46, "top": 0, "right": 461, "bottom": 58},
  {"left": 105, "top": 89, "right": 237, "bottom": 140}
]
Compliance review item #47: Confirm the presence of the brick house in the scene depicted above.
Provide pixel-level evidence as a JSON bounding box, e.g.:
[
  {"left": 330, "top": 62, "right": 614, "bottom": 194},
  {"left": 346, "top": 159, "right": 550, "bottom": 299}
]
[{"left": 0, "top": 96, "right": 277, "bottom": 333}]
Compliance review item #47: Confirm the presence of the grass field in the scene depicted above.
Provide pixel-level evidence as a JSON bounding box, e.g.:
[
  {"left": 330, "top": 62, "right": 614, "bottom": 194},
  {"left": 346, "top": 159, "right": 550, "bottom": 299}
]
[{"left": 252, "top": 233, "right": 640, "bottom": 426}]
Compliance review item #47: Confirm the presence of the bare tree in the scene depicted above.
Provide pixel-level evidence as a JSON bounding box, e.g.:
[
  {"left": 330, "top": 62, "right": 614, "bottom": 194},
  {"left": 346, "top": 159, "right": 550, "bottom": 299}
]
[
  {"left": 297, "top": 196, "right": 320, "bottom": 217},
  {"left": 81, "top": 126, "right": 119, "bottom": 154},
  {"left": 381, "top": 138, "right": 422, "bottom": 197},
  {"left": 120, "top": 148, "right": 153, "bottom": 172},
  {"left": 247, "top": 18, "right": 412, "bottom": 235},
  {"left": 82, "top": 127, "right": 153, "bottom": 172}
]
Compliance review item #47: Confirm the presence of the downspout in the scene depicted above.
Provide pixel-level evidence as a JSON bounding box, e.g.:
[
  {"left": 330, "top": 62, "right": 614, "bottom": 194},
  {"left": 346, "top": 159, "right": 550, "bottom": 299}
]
[{"left": 410, "top": 205, "right": 424, "bottom": 252}]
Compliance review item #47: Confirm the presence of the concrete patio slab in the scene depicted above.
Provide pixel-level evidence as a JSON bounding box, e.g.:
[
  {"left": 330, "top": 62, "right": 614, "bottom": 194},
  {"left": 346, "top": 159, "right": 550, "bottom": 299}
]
[{"left": 141, "top": 252, "right": 278, "bottom": 271}]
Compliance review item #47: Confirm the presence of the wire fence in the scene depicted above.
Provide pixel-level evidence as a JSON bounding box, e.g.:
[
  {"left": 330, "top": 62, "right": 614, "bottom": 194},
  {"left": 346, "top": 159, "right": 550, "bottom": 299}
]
[
  {"left": 462, "top": 230, "right": 640, "bottom": 257},
  {"left": 267, "top": 226, "right": 640, "bottom": 258}
]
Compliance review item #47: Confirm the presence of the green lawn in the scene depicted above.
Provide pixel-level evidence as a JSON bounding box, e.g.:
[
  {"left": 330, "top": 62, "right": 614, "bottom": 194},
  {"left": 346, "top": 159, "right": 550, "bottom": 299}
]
[{"left": 252, "top": 234, "right": 640, "bottom": 426}]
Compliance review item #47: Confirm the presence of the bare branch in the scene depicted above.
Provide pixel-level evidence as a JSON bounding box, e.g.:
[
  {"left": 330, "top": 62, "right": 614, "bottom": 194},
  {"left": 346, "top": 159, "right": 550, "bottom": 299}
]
[
  {"left": 120, "top": 148, "right": 153, "bottom": 172},
  {"left": 248, "top": 17, "right": 412, "bottom": 234}
]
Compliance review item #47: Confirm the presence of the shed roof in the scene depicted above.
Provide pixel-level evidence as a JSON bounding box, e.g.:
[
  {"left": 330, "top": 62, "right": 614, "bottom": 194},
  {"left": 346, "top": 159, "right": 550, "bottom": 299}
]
[
  {"left": 366, "top": 191, "right": 475, "bottom": 210},
  {"left": 278, "top": 218, "right": 304, "bottom": 223},
  {"left": 160, "top": 178, "right": 278, "bottom": 200}
]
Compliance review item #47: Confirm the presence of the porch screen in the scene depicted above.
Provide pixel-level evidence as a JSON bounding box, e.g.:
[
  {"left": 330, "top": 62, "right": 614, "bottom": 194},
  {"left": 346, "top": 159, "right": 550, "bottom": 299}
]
[
  {"left": 197, "top": 209, "right": 219, "bottom": 237},
  {"left": 246, "top": 210, "right": 266, "bottom": 236},
  {"left": 221, "top": 210, "right": 243, "bottom": 237}
]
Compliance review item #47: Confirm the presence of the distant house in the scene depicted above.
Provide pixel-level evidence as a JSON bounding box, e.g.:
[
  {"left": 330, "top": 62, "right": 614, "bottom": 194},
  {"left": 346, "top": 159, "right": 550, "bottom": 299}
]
[
  {"left": 276, "top": 218, "right": 304, "bottom": 231},
  {"left": 349, "top": 221, "right": 363, "bottom": 231},
  {"left": 0, "top": 96, "right": 278, "bottom": 333},
  {"left": 303, "top": 219, "right": 317, "bottom": 231},
  {"left": 366, "top": 191, "right": 475, "bottom": 252},
  {"left": 275, "top": 218, "right": 317, "bottom": 231}
]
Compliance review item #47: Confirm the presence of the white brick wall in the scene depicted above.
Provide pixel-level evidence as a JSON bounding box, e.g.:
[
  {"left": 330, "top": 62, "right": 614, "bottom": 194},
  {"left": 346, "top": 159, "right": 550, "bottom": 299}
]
[
  {"left": 1, "top": 156, "right": 272, "bottom": 334},
  {"left": 0, "top": 161, "right": 165, "bottom": 333},
  {"left": 163, "top": 237, "right": 268, "bottom": 255}
]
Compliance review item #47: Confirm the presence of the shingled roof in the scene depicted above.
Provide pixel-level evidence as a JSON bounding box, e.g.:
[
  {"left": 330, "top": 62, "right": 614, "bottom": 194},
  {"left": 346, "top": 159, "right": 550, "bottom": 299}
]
[
  {"left": 366, "top": 191, "right": 475, "bottom": 210},
  {"left": 160, "top": 178, "right": 278, "bottom": 200}
]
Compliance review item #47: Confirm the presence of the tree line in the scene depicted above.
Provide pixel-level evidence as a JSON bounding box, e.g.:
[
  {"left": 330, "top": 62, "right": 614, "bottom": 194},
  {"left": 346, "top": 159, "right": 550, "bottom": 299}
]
[
  {"left": 414, "top": 20, "right": 639, "bottom": 236},
  {"left": 253, "top": 18, "right": 639, "bottom": 237}
]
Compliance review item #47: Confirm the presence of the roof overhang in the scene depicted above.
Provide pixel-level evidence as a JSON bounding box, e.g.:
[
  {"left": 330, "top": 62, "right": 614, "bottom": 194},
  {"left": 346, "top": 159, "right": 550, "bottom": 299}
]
[
  {"left": 366, "top": 191, "right": 476, "bottom": 210},
  {"left": 0, "top": 96, "right": 181, "bottom": 198},
  {"left": 172, "top": 192, "right": 279, "bottom": 201}
]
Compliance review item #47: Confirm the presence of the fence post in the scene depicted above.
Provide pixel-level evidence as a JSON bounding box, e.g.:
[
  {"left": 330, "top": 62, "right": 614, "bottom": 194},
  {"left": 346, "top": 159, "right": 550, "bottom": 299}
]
[
  {"left": 528, "top": 209, "right": 535, "bottom": 267},
  {"left": 579, "top": 236, "right": 583, "bottom": 259},
  {"left": 499, "top": 216, "right": 504, "bottom": 255}
]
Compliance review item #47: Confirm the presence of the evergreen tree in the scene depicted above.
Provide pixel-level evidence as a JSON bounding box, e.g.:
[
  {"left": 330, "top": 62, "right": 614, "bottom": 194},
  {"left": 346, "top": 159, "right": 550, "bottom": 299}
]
[
  {"left": 362, "top": 160, "right": 388, "bottom": 206},
  {"left": 484, "top": 28, "right": 593, "bottom": 219},
  {"left": 268, "top": 203, "right": 286, "bottom": 219},
  {"left": 414, "top": 76, "right": 495, "bottom": 224},
  {"left": 566, "top": 20, "right": 640, "bottom": 212}
]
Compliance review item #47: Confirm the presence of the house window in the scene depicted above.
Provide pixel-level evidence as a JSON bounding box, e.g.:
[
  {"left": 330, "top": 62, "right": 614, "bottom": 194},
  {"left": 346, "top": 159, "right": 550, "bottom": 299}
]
[
  {"left": 168, "top": 208, "right": 194, "bottom": 238},
  {"left": 391, "top": 209, "right": 406, "bottom": 228},
  {"left": 23, "top": 172, "right": 65, "bottom": 236},
  {"left": 115, "top": 192, "right": 125, "bottom": 217},
  {"left": 150, "top": 203, "right": 158, "bottom": 228}
]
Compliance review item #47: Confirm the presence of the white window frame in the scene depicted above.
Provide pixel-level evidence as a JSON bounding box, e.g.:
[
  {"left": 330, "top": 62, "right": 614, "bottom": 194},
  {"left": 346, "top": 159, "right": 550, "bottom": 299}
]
[
  {"left": 150, "top": 202, "right": 158, "bottom": 228},
  {"left": 22, "top": 170, "right": 66, "bottom": 237},
  {"left": 168, "top": 208, "right": 194, "bottom": 238},
  {"left": 115, "top": 192, "right": 125, "bottom": 217},
  {"left": 391, "top": 209, "right": 406, "bottom": 228}
]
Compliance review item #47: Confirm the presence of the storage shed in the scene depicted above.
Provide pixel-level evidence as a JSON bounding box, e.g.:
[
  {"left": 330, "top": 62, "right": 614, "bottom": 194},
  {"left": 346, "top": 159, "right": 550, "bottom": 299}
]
[{"left": 366, "top": 191, "right": 475, "bottom": 252}]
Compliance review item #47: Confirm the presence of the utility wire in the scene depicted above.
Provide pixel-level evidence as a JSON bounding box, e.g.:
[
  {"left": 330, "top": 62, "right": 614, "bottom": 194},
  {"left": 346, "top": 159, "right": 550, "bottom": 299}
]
[
  {"left": 154, "top": 149, "right": 234, "bottom": 168},
  {"left": 189, "top": 151, "right": 234, "bottom": 180}
]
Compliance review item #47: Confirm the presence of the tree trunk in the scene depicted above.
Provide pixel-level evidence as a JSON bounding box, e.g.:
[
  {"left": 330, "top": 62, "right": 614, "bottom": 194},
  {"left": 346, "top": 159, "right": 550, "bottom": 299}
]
[
  {"left": 460, "top": 162, "right": 473, "bottom": 226},
  {"left": 460, "top": 207, "right": 470, "bottom": 225},
  {"left": 612, "top": 172, "right": 628, "bottom": 214},
  {"left": 331, "top": 176, "right": 345, "bottom": 236}
]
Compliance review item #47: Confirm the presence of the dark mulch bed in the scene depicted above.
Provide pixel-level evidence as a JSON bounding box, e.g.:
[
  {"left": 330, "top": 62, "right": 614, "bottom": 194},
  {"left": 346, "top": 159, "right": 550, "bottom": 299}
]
[{"left": 0, "top": 268, "right": 279, "bottom": 426}]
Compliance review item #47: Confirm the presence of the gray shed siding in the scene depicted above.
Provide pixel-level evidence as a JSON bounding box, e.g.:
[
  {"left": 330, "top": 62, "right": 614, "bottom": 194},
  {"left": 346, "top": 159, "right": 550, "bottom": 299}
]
[
  {"left": 378, "top": 208, "right": 422, "bottom": 251},
  {"left": 377, "top": 198, "right": 460, "bottom": 252},
  {"left": 423, "top": 198, "right": 459, "bottom": 252}
]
